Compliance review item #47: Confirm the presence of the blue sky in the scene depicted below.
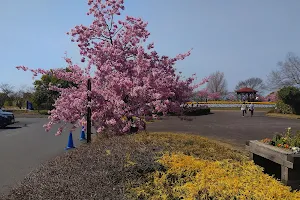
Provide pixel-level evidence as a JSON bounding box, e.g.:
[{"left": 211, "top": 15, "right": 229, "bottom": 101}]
[{"left": 1, "top": 0, "right": 300, "bottom": 92}]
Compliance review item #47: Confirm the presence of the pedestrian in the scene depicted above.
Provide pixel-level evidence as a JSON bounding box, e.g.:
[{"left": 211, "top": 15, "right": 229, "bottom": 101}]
[
  {"left": 249, "top": 102, "right": 254, "bottom": 117},
  {"left": 241, "top": 102, "right": 247, "bottom": 117}
]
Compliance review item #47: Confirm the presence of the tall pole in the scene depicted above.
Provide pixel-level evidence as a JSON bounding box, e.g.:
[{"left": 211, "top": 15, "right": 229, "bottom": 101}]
[{"left": 87, "top": 78, "right": 92, "bottom": 143}]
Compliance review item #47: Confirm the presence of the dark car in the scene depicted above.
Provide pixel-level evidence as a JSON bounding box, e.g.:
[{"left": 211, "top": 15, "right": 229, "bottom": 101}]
[
  {"left": 0, "top": 109, "right": 15, "bottom": 124},
  {"left": 0, "top": 115, "right": 10, "bottom": 128}
]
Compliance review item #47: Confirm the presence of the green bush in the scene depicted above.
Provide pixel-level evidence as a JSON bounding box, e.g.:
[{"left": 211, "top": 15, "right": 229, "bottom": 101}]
[
  {"left": 155, "top": 108, "right": 211, "bottom": 117},
  {"left": 38, "top": 110, "right": 50, "bottom": 115},
  {"left": 275, "top": 100, "right": 293, "bottom": 114},
  {"left": 277, "top": 86, "right": 300, "bottom": 115},
  {"left": 183, "top": 107, "right": 210, "bottom": 116},
  {"left": 166, "top": 112, "right": 178, "bottom": 116},
  {"left": 156, "top": 112, "right": 163, "bottom": 116},
  {"left": 4, "top": 100, "right": 13, "bottom": 107}
]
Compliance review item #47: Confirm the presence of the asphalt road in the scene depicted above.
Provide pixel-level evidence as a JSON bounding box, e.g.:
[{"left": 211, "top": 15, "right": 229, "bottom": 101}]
[{"left": 0, "top": 118, "right": 84, "bottom": 194}]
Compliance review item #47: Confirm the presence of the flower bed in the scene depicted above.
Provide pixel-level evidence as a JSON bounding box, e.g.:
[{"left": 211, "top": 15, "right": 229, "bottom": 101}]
[
  {"left": 246, "top": 138, "right": 300, "bottom": 189},
  {"left": 131, "top": 152, "right": 300, "bottom": 199},
  {"left": 247, "top": 127, "right": 300, "bottom": 188},
  {"left": 261, "top": 127, "right": 300, "bottom": 153},
  {"left": 182, "top": 102, "right": 275, "bottom": 108}
]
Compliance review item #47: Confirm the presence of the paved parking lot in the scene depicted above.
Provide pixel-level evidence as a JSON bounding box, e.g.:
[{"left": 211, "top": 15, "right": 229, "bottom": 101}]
[
  {"left": 147, "top": 111, "right": 300, "bottom": 148},
  {"left": 1, "top": 111, "right": 300, "bottom": 194}
]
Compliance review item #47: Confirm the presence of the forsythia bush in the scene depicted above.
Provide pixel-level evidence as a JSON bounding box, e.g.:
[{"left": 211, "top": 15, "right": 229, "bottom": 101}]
[{"left": 131, "top": 153, "right": 300, "bottom": 200}]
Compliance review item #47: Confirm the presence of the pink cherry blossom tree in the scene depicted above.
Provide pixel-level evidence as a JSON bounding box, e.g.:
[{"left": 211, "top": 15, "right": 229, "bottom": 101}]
[
  {"left": 225, "top": 92, "right": 237, "bottom": 101},
  {"left": 264, "top": 92, "right": 278, "bottom": 102},
  {"left": 197, "top": 88, "right": 221, "bottom": 101},
  {"left": 207, "top": 92, "right": 221, "bottom": 100},
  {"left": 16, "top": 0, "right": 206, "bottom": 135},
  {"left": 197, "top": 89, "right": 209, "bottom": 101}
]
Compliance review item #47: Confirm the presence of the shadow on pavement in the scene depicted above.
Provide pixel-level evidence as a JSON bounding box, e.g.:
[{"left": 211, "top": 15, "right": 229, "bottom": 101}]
[{"left": 0, "top": 126, "right": 22, "bottom": 130}]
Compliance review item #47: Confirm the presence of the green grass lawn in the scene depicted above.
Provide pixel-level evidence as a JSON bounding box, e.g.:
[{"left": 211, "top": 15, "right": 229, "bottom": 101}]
[{"left": 8, "top": 110, "right": 50, "bottom": 117}]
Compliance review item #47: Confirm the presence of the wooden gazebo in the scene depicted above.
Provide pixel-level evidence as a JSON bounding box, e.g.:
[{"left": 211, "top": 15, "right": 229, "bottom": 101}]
[{"left": 236, "top": 87, "right": 257, "bottom": 102}]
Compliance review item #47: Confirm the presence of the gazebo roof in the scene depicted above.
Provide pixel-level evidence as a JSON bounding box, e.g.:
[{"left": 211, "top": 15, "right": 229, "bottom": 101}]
[{"left": 236, "top": 87, "right": 257, "bottom": 93}]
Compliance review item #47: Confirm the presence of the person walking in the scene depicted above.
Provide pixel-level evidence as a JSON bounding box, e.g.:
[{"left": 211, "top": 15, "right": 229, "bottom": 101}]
[
  {"left": 241, "top": 102, "right": 247, "bottom": 117},
  {"left": 249, "top": 102, "right": 254, "bottom": 117}
]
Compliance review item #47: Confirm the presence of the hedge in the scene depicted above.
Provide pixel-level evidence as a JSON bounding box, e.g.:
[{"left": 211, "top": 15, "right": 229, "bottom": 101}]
[{"left": 183, "top": 107, "right": 211, "bottom": 116}]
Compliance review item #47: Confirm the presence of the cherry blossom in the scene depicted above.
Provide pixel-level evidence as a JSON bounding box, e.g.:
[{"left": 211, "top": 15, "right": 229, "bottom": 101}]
[
  {"left": 16, "top": 0, "right": 206, "bottom": 135},
  {"left": 264, "top": 92, "right": 278, "bottom": 102},
  {"left": 197, "top": 88, "right": 221, "bottom": 101}
]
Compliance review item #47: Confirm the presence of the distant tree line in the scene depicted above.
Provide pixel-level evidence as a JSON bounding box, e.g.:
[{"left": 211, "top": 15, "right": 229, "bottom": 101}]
[
  {"left": 0, "top": 83, "right": 33, "bottom": 109},
  {"left": 2, "top": 52, "right": 300, "bottom": 109},
  {"left": 190, "top": 52, "right": 300, "bottom": 102},
  {"left": 0, "top": 68, "right": 75, "bottom": 112}
]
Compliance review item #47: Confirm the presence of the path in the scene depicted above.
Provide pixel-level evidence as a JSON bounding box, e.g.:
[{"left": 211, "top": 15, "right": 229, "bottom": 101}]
[{"left": 0, "top": 118, "right": 82, "bottom": 194}]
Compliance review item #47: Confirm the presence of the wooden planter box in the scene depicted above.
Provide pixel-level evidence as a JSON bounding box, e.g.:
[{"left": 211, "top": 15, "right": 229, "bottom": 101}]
[{"left": 246, "top": 140, "right": 300, "bottom": 190}]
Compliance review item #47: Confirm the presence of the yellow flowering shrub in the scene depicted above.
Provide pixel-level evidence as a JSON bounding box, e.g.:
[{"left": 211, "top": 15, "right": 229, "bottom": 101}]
[
  {"left": 131, "top": 153, "right": 300, "bottom": 200},
  {"left": 186, "top": 101, "right": 275, "bottom": 105},
  {"left": 132, "top": 132, "right": 247, "bottom": 161}
]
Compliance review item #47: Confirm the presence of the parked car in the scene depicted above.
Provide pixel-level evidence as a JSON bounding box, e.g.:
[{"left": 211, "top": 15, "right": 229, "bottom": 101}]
[
  {"left": 0, "top": 109, "right": 15, "bottom": 124},
  {"left": 0, "top": 115, "right": 10, "bottom": 128}
]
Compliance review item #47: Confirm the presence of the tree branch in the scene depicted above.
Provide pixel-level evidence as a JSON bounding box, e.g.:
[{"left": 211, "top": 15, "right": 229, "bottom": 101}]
[
  {"left": 91, "top": 36, "right": 111, "bottom": 42},
  {"left": 113, "top": 26, "right": 124, "bottom": 37},
  {"left": 103, "top": 17, "right": 114, "bottom": 45},
  {"left": 110, "top": 14, "right": 114, "bottom": 31}
]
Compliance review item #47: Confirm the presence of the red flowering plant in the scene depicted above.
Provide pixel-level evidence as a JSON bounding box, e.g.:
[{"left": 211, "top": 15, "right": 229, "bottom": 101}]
[{"left": 16, "top": 0, "right": 208, "bottom": 136}]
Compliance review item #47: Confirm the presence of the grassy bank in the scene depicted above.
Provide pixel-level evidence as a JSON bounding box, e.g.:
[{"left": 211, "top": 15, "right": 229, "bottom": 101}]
[
  {"left": 266, "top": 113, "right": 300, "bottom": 120},
  {"left": 2, "top": 109, "right": 49, "bottom": 115},
  {"left": 1, "top": 109, "right": 50, "bottom": 118},
  {"left": 2, "top": 132, "right": 299, "bottom": 199}
]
